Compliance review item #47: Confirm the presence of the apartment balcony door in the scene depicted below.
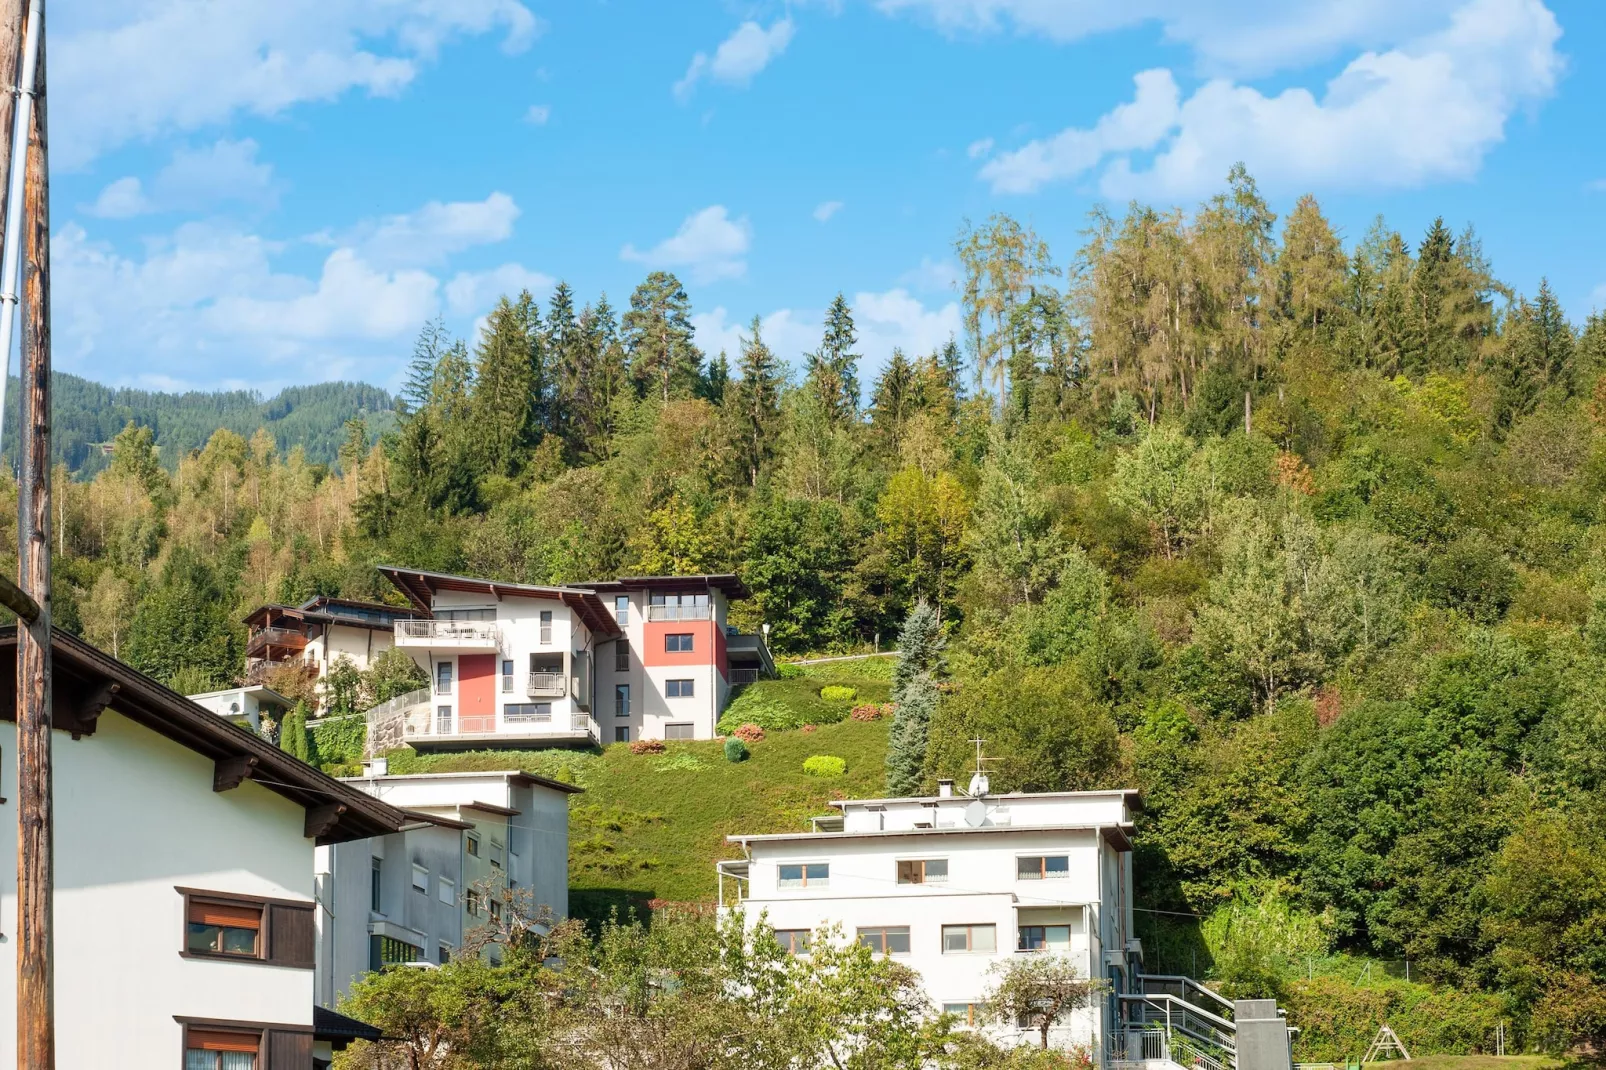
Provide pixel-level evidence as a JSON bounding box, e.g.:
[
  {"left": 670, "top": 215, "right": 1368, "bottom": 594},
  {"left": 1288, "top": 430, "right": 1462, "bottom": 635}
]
[{"left": 459, "top": 654, "right": 497, "bottom": 733}]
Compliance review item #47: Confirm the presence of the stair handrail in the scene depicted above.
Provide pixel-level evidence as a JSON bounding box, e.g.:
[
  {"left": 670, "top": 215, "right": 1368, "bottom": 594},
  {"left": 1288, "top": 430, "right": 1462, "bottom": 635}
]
[
  {"left": 1119, "top": 993, "right": 1238, "bottom": 1056},
  {"left": 1137, "top": 974, "right": 1236, "bottom": 1018}
]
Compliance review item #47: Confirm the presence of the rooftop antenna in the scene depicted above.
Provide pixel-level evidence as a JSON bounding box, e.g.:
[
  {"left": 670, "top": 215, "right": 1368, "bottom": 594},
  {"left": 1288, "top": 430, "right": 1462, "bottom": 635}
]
[{"left": 966, "top": 737, "right": 992, "bottom": 797}]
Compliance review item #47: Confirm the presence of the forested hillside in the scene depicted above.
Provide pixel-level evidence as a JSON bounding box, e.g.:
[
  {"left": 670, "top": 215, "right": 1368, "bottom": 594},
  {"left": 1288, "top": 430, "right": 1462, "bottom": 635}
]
[
  {"left": 14, "top": 167, "right": 1606, "bottom": 1054},
  {"left": 0, "top": 372, "right": 396, "bottom": 476}
]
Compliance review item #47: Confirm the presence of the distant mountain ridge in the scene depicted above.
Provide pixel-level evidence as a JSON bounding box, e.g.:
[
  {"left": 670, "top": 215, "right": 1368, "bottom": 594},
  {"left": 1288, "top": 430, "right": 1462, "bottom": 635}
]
[{"left": 1, "top": 371, "right": 398, "bottom": 477}]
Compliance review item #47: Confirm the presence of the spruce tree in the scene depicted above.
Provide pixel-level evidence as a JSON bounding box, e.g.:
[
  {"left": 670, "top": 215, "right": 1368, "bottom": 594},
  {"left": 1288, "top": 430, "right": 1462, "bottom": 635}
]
[
  {"left": 730, "top": 315, "right": 784, "bottom": 486},
  {"left": 870, "top": 349, "right": 915, "bottom": 451},
  {"left": 886, "top": 670, "right": 937, "bottom": 797},
  {"left": 807, "top": 293, "right": 861, "bottom": 424},
  {"left": 472, "top": 294, "right": 542, "bottom": 475},
  {"left": 402, "top": 317, "right": 449, "bottom": 414},
  {"left": 623, "top": 271, "right": 703, "bottom": 401},
  {"left": 890, "top": 599, "right": 944, "bottom": 704}
]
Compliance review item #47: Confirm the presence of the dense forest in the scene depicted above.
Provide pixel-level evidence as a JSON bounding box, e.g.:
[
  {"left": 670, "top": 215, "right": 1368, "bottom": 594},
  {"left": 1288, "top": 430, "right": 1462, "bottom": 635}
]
[
  {"left": 0, "top": 372, "right": 396, "bottom": 476},
  {"left": 15, "top": 166, "right": 1606, "bottom": 1056}
]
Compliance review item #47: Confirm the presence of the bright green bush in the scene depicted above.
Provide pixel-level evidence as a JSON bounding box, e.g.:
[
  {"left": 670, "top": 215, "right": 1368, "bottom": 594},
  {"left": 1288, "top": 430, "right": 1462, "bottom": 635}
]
[
  {"left": 1284, "top": 975, "right": 1509, "bottom": 1061},
  {"left": 311, "top": 714, "right": 367, "bottom": 766},
  {"left": 803, "top": 755, "right": 847, "bottom": 778},
  {"left": 820, "top": 685, "right": 858, "bottom": 703},
  {"left": 776, "top": 663, "right": 805, "bottom": 679},
  {"left": 724, "top": 738, "right": 750, "bottom": 762}
]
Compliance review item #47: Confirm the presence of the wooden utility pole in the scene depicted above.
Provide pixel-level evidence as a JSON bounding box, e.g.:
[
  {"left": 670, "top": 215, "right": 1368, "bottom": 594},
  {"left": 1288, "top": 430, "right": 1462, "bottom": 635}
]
[{"left": 16, "top": 1, "right": 52, "bottom": 1065}]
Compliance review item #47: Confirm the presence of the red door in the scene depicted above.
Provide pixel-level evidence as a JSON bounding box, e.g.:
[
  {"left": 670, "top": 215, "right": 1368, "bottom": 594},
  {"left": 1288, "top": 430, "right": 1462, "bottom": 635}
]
[{"left": 459, "top": 654, "right": 496, "bottom": 733}]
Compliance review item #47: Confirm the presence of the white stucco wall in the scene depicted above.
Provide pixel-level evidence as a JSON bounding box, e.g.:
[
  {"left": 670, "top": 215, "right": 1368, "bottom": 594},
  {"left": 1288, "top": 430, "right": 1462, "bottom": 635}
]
[{"left": 0, "top": 710, "right": 314, "bottom": 1070}]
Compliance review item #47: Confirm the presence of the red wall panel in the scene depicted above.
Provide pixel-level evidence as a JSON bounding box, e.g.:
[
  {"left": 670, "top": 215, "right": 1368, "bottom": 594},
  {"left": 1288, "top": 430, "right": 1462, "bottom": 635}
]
[{"left": 458, "top": 654, "right": 496, "bottom": 733}]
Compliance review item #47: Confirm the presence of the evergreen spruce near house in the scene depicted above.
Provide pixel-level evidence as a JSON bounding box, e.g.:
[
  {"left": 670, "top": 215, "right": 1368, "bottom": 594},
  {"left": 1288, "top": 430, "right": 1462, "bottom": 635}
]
[{"left": 886, "top": 599, "right": 944, "bottom": 797}]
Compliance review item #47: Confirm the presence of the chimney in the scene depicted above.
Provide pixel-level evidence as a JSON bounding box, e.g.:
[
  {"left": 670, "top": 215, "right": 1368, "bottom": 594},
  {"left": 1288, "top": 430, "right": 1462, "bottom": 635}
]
[
  {"left": 937, "top": 779, "right": 954, "bottom": 798},
  {"left": 362, "top": 757, "right": 388, "bottom": 777}
]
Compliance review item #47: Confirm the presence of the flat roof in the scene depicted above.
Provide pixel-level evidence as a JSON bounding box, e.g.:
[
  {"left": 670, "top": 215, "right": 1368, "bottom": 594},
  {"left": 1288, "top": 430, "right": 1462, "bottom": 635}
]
[
  {"left": 376, "top": 566, "right": 620, "bottom": 637},
  {"left": 341, "top": 768, "right": 584, "bottom": 796},
  {"left": 187, "top": 684, "right": 293, "bottom": 707},
  {"left": 729, "top": 822, "right": 1135, "bottom": 851},
  {"left": 830, "top": 788, "right": 1142, "bottom": 812}
]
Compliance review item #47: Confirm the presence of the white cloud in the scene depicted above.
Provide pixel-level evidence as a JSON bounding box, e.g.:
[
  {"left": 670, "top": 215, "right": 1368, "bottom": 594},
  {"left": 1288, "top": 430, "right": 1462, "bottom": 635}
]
[
  {"left": 978, "top": 0, "right": 1562, "bottom": 199},
  {"left": 445, "top": 263, "right": 557, "bottom": 317},
  {"left": 86, "top": 138, "right": 278, "bottom": 218},
  {"left": 966, "top": 137, "right": 995, "bottom": 159},
  {"left": 349, "top": 192, "right": 521, "bottom": 268},
  {"left": 674, "top": 17, "right": 795, "bottom": 100},
  {"left": 56, "top": 1, "right": 543, "bottom": 166},
  {"left": 900, "top": 256, "right": 959, "bottom": 293},
  {"left": 621, "top": 205, "right": 752, "bottom": 283},
  {"left": 874, "top": 0, "right": 1463, "bottom": 76},
  {"left": 208, "top": 248, "right": 440, "bottom": 341},
  {"left": 813, "top": 200, "right": 844, "bottom": 222},
  {"left": 1587, "top": 178, "right": 1606, "bottom": 192},
  {"left": 524, "top": 103, "right": 551, "bottom": 125},
  {"left": 86, "top": 177, "right": 152, "bottom": 219}
]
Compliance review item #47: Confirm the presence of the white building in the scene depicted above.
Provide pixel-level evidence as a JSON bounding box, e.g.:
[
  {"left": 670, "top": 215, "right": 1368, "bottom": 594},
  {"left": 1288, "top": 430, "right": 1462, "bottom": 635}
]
[
  {"left": 721, "top": 781, "right": 1143, "bottom": 1054},
  {"left": 243, "top": 596, "right": 410, "bottom": 709},
  {"left": 188, "top": 683, "right": 294, "bottom": 734},
  {"left": 316, "top": 764, "right": 581, "bottom": 997},
  {"left": 0, "top": 626, "right": 409, "bottom": 1070},
  {"left": 365, "top": 568, "right": 773, "bottom": 751}
]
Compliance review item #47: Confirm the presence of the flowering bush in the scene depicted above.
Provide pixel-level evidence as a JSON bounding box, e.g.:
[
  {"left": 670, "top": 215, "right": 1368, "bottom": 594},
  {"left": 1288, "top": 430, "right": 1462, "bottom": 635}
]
[
  {"left": 850, "top": 703, "right": 894, "bottom": 722},
  {"left": 801, "top": 723, "right": 819, "bottom": 733},
  {"left": 629, "top": 738, "right": 666, "bottom": 755},
  {"left": 733, "top": 723, "right": 765, "bottom": 743}
]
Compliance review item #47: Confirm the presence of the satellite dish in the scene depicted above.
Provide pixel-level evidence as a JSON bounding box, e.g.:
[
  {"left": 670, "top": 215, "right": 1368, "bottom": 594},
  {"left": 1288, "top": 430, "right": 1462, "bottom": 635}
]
[{"left": 964, "top": 800, "right": 987, "bottom": 828}]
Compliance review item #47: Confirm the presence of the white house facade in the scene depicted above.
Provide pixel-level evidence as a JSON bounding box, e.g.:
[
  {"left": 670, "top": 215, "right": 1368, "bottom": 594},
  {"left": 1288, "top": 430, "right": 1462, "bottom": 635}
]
[{"left": 0, "top": 627, "right": 407, "bottom": 1070}]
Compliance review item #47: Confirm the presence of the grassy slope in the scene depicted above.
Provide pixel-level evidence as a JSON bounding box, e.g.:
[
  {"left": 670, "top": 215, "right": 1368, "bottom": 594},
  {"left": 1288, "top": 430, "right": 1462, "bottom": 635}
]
[{"left": 383, "top": 661, "right": 895, "bottom": 919}]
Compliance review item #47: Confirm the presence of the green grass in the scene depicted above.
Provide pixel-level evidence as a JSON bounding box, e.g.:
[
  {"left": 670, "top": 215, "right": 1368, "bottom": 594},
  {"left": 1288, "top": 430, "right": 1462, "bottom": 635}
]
[
  {"left": 1392, "top": 1058, "right": 1556, "bottom": 1070},
  {"left": 382, "top": 717, "right": 891, "bottom": 922},
  {"left": 717, "top": 664, "right": 892, "bottom": 732}
]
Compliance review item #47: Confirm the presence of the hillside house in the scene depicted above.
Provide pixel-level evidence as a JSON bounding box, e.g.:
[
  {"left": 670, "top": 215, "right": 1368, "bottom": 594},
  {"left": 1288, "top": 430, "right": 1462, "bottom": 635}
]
[
  {"left": 243, "top": 595, "right": 410, "bottom": 706},
  {"left": 363, "top": 568, "right": 773, "bottom": 752},
  {"left": 0, "top": 627, "right": 409, "bottom": 1070},
  {"left": 188, "top": 683, "right": 294, "bottom": 734}
]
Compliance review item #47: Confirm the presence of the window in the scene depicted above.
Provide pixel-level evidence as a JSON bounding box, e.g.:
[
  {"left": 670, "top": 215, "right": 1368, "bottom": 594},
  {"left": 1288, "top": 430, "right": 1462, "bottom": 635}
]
[
  {"left": 665, "top": 722, "right": 695, "bottom": 740},
  {"left": 539, "top": 610, "right": 553, "bottom": 645},
  {"left": 778, "top": 863, "right": 828, "bottom": 889},
  {"left": 615, "top": 595, "right": 629, "bottom": 627},
  {"left": 504, "top": 703, "right": 552, "bottom": 723},
  {"left": 774, "top": 929, "right": 812, "bottom": 954},
  {"left": 615, "top": 639, "right": 629, "bottom": 672},
  {"left": 435, "top": 661, "right": 453, "bottom": 694},
  {"left": 438, "top": 943, "right": 452, "bottom": 965},
  {"left": 438, "top": 877, "right": 456, "bottom": 905},
  {"left": 466, "top": 889, "right": 482, "bottom": 917},
  {"left": 614, "top": 726, "right": 630, "bottom": 743},
  {"left": 369, "top": 934, "right": 421, "bottom": 971},
  {"left": 1016, "top": 1000, "right": 1063, "bottom": 1028},
  {"left": 1017, "top": 855, "right": 1070, "bottom": 880},
  {"left": 502, "top": 659, "right": 515, "bottom": 693},
  {"left": 615, "top": 684, "right": 630, "bottom": 717},
  {"left": 942, "top": 924, "right": 997, "bottom": 953},
  {"left": 897, "top": 859, "right": 948, "bottom": 884},
  {"left": 942, "top": 1003, "right": 983, "bottom": 1028},
  {"left": 857, "top": 926, "right": 912, "bottom": 954},
  {"left": 370, "top": 858, "right": 383, "bottom": 912},
  {"left": 666, "top": 679, "right": 694, "bottom": 698},
  {"left": 665, "top": 633, "right": 695, "bottom": 652},
  {"left": 437, "top": 607, "right": 494, "bottom": 621},
  {"left": 436, "top": 705, "right": 453, "bottom": 735},
  {"left": 490, "top": 899, "right": 502, "bottom": 922},
  {"left": 490, "top": 841, "right": 505, "bottom": 870},
  {"left": 412, "top": 863, "right": 429, "bottom": 893},
  {"left": 466, "top": 833, "right": 480, "bottom": 858},
  {"left": 1017, "top": 925, "right": 1073, "bottom": 952},
  {"left": 187, "top": 899, "right": 261, "bottom": 959},
  {"left": 184, "top": 1028, "right": 260, "bottom": 1069}
]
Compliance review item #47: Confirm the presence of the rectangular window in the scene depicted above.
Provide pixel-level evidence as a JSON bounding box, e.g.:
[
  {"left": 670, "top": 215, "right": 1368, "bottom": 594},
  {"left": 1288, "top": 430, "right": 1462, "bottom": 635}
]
[
  {"left": 504, "top": 703, "right": 552, "bottom": 723},
  {"left": 466, "top": 833, "right": 480, "bottom": 858},
  {"left": 439, "top": 943, "right": 452, "bottom": 965},
  {"left": 897, "top": 859, "right": 949, "bottom": 884},
  {"left": 490, "top": 899, "right": 502, "bottom": 922},
  {"left": 615, "top": 684, "right": 630, "bottom": 717},
  {"left": 435, "top": 661, "right": 453, "bottom": 694},
  {"left": 1017, "top": 925, "right": 1073, "bottom": 952},
  {"left": 1017, "top": 855, "right": 1070, "bottom": 880},
  {"left": 615, "top": 639, "right": 629, "bottom": 672},
  {"left": 369, "top": 934, "right": 421, "bottom": 971},
  {"left": 438, "top": 877, "right": 455, "bottom": 905},
  {"left": 665, "top": 722, "right": 695, "bottom": 740},
  {"left": 942, "top": 1003, "right": 982, "bottom": 1028},
  {"left": 665, "top": 633, "right": 695, "bottom": 653},
  {"left": 466, "top": 889, "right": 482, "bottom": 917},
  {"left": 370, "top": 858, "right": 383, "bottom": 912},
  {"left": 857, "top": 926, "right": 912, "bottom": 955},
  {"left": 942, "top": 924, "right": 997, "bottom": 953},
  {"left": 777, "top": 863, "right": 828, "bottom": 889},
  {"left": 502, "top": 659, "right": 515, "bottom": 693},
  {"left": 490, "top": 841, "right": 505, "bottom": 870},
  {"left": 666, "top": 679, "right": 694, "bottom": 698},
  {"left": 774, "top": 929, "right": 812, "bottom": 954},
  {"left": 436, "top": 705, "right": 453, "bottom": 735},
  {"left": 412, "top": 863, "right": 428, "bottom": 892},
  {"left": 187, "top": 899, "right": 262, "bottom": 959},
  {"left": 615, "top": 595, "right": 629, "bottom": 627},
  {"left": 539, "top": 610, "right": 553, "bottom": 645},
  {"left": 614, "top": 726, "right": 631, "bottom": 743},
  {"left": 184, "top": 1028, "right": 260, "bottom": 1070}
]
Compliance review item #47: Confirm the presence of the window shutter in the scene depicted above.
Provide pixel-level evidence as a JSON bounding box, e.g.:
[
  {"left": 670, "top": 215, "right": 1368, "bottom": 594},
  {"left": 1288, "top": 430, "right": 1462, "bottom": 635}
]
[
  {"left": 266, "top": 902, "right": 316, "bottom": 968},
  {"left": 266, "top": 1027, "right": 313, "bottom": 1068}
]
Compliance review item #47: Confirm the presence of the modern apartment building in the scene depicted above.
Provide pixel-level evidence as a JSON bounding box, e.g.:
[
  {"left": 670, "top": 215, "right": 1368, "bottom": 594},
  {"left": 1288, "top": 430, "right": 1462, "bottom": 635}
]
[
  {"left": 243, "top": 595, "right": 410, "bottom": 705},
  {"left": 364, "top": 567, "right": 773, "bottom": 752}
]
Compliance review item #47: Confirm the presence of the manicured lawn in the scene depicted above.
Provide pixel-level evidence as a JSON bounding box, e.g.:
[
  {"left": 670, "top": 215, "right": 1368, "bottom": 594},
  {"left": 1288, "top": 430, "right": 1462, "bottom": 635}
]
[
  {"left": 717, "top": 660, "right": 893, "bottom": 732},
  {"left": 1386, "top": 1057, "right": 1557, "bottom": 1070}
]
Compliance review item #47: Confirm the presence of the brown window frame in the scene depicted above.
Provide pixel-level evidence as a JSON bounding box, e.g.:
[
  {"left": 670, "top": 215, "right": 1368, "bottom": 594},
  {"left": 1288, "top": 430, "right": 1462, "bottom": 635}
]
[
  {"left": 941, "top": 923, "right": 997, "bottom": 954},
  {"left": 1016, "top": 855, "right": 1070, "bottom": 880},
  {"left": 176, "top": 1017, "right": 314, "bottom": 1070},
  {"left": 177, "top": 888, "right": 316, "bottom": 970},
  {"left": 896, "top": 858, "right": 948, "bottom": 884},
  {"left": 774, "top": 928, "right": 812, "bottom": 954},
  {"left": 856, "top": 926, "right": 912, "bottom": 955}
]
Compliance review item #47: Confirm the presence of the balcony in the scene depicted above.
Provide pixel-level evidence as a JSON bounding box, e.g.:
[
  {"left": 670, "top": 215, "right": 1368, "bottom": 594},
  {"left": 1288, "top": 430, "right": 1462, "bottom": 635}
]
[
  {"left": 527, "top": 671, "right": 566, "bottom": 698},
  {"left": 646, "top": 604, "right": 711, "bottom": 622},
  {"left": 246, "top": 625, "right": 308, "bottom": 657},
  {"left": 392, "top": 702, "right": 595, "bottom": 752},
  {"left": 393, "top": 619, "right": 501, "bottom": 651}
]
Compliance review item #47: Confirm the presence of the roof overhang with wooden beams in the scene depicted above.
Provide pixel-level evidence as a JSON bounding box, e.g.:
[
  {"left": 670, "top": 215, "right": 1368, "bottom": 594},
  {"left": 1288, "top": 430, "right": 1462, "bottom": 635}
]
[
  {"left": 582, "top": 574, "right": 753, "bottom": 600},
  {"left": 376, "top": 566, "right": 621, "bottom": 637},
  {"left": 0, "top": 627, "right": 410, "bottom": 845}
]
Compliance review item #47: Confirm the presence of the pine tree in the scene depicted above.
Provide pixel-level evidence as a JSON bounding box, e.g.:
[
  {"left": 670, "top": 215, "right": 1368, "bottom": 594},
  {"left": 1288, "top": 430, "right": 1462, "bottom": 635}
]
[
  {"left": 472, "top": 294, "right": 542, "bottom": 475},
  {"left": 886, "top": 600, "right": 945, "bottom": 796},
  {"left": 806, "top": 293, "right": 861, "bottom": 424},
  {"left": 623, "top": 271, "right": 703, "bottom": 402},
  {"left": 547, "top": 282, "right": 581, "bottom": 449},
  {"left": 702, "top": 350, "right": 730, "bottom": 404},
  {"left": 730, "top": 315, "right": 784, "bottom": 486},
  {"left": 402, "top": 317, "right": 449, "bottom": 414},
  {"left": 870, "top": 349, "right": 916, "bottom": 452}
]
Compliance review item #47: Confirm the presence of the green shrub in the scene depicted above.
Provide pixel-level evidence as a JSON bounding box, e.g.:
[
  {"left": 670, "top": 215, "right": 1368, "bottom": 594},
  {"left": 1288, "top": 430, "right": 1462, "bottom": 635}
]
[
  {"left": 776, "top": 663, "right": 805, "bottom": 679},
  {"left": 724, "top": 738, "right": 750, "bottom": 762},
  {"left": 310, "top": 714, "right": 366, "bottom": 766},
  {"left": 1284, "top": 975, "right": 1508, "bottom": 1061},
  {"left": 820, "top": 685, "right": 858, "bottom": 703},
  {"left": 803, "top": 755, "right": 847, "bottom": 778}
]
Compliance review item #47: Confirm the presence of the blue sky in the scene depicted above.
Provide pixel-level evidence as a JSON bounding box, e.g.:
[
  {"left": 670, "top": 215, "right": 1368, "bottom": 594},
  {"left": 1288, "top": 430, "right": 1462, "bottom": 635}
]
[{"left": 50, "top": 0, "right": 1606, "bottom": 393}]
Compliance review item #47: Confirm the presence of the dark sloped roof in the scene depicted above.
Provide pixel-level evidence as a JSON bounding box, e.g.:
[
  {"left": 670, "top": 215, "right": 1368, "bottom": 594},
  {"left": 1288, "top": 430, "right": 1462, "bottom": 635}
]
[
  {"left": 314, "top": 1005, "right": 383, "bottom": 1044},
  {"left": 0, "top": 627, "right": 410, "bottom": 845}
]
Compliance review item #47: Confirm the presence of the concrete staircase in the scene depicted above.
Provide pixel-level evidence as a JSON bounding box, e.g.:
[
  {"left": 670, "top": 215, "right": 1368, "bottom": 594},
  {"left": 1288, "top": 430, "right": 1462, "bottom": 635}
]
[{"left": 1111, "top": 977, "right": 1295, "bottom": 1070}]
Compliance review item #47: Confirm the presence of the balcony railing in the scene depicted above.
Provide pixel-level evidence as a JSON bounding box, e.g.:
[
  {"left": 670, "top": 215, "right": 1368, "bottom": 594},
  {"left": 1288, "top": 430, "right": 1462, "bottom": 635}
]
[
  {"left": 527, "top": 672, "right": 566, "bottom": 698},
  {"left": 246, "top": 626, "right": 308, "bottom": 655},
  {"left": 394, "top": 619, "right": 501, "bottom": 647},
  {"left": 646, "top": 604, "right": 711, "bottom": 622}
]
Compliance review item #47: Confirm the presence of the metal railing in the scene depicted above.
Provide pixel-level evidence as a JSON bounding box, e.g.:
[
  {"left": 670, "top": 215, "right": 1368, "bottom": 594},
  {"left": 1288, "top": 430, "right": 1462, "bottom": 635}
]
[
  {"left": 1119, "top": 994, "right": 1237, "bottom": 1067},
  {"left": 646, "top": 604, "right": 710, "bottom": 622},
  {"left": 730, "top": 667, "right": 761, "bottom": 685},
  {"left": 395, "top": 619, "right": 500, "bottom": 644},
  {"left": 527, "top": 671, "right": 566, "bottom": 697},
  {"left": 1136, "top": 975, "right": 1235, "bottom": 1019}
]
